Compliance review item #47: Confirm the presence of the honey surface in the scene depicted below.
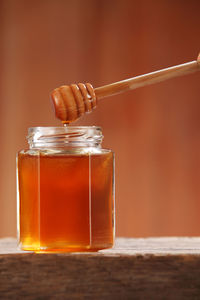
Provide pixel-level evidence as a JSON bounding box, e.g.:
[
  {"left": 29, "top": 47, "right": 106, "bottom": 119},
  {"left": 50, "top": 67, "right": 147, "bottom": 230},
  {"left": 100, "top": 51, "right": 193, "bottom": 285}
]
[{"left": 18, "top": 151, "right": 114, "bottom": 251}]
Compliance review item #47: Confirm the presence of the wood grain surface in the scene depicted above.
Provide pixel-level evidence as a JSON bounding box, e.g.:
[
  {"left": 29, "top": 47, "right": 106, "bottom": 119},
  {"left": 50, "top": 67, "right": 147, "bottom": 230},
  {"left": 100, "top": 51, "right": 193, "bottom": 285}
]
[{"left": 1, "top": 237, "right": 200, "bottom": 299}]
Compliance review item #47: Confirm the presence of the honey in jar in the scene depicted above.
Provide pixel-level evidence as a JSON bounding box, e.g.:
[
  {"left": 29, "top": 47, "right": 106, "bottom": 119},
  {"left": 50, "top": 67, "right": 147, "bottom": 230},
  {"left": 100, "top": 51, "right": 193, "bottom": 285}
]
[{"left": 17, "top": 126, "right": 115, "bottom": 252}]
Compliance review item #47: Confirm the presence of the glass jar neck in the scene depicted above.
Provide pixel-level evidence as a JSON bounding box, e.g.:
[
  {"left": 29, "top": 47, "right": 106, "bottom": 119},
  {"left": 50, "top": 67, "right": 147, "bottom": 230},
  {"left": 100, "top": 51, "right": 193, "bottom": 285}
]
[{"left": 27, "top": 126, "right": 103, "bottom": 149}]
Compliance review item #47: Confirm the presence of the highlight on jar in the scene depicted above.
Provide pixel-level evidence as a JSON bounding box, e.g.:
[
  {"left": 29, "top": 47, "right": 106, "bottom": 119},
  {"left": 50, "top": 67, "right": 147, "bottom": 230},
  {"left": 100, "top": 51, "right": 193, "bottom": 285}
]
[{"left": 17, "top": 127, "right": 115, "bottom": 252}]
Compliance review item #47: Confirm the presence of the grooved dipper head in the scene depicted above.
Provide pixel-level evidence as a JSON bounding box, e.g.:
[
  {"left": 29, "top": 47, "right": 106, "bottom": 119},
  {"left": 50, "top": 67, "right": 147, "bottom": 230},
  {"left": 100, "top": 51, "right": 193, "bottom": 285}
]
[{"left": 51, "top": 83, "right": 97, "bottom": 124}]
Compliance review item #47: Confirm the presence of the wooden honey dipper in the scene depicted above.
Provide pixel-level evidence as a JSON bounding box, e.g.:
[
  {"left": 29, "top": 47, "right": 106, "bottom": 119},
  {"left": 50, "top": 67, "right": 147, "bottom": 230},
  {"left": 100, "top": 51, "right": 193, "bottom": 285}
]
[{"left": 51, "top": 53, "right": 200, "bottom": 124}]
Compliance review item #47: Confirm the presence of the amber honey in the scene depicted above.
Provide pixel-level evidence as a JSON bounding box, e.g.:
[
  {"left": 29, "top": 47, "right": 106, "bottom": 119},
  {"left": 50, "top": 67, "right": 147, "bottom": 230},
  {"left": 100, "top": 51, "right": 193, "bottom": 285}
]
[{"left": 17, "top": 126, "right": 114, "bottom": 252}]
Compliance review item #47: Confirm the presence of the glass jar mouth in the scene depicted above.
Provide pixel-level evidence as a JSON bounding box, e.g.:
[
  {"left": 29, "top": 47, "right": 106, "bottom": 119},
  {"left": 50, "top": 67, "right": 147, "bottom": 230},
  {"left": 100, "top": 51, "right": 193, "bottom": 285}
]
[
  {"left": 28, "top": 126, "right": 102, "bottom": 131},
  {"left": 27, "top": 126, "right": 103, "bottom": 149}
]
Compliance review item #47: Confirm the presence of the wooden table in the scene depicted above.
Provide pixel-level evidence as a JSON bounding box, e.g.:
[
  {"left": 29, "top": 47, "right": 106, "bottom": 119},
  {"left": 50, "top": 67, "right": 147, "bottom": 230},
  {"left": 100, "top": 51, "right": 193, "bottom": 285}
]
[{"left": 1, "top": 237, "right": 200, "bottom": 299}]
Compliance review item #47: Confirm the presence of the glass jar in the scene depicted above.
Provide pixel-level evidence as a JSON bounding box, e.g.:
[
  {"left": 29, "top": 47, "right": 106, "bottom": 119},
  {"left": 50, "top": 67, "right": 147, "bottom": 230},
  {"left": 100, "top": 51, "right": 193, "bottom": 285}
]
[{"left": 17, "top": 126, "right": 115, "bottom": 252}]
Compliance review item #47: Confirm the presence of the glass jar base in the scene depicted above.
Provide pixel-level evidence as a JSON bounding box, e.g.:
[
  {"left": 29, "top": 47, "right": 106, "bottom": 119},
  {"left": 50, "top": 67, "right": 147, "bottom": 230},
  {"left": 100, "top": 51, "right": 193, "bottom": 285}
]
[{"left": 19, "top": 243, "right": 113, "bottom": 253}]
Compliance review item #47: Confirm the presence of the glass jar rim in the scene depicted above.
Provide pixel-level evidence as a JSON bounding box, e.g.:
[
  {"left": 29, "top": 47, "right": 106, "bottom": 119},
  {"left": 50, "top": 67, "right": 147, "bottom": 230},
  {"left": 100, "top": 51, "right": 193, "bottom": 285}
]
[
  {"left": 28, "top": 125, "right": 101, "bottom": 131},
  {"left": 27, "top": 126, "right": 103, "bottom": 149}
]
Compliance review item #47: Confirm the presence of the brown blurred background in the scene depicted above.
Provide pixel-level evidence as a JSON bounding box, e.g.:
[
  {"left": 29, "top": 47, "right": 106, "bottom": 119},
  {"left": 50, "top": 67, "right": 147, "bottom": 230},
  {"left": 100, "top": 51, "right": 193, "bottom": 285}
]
[{"left": 0, "top": 0, "right": 200, "bottom": 238}]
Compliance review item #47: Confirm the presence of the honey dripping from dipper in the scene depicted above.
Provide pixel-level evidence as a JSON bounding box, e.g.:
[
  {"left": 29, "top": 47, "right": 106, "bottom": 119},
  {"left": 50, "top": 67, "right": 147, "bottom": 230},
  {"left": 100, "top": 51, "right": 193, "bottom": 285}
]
[
  {"left": 18, "top": 53, "right": 200, "bottom": 252},
  {"left": 17, "top": 81, "right": 114, "bottom": 252}
]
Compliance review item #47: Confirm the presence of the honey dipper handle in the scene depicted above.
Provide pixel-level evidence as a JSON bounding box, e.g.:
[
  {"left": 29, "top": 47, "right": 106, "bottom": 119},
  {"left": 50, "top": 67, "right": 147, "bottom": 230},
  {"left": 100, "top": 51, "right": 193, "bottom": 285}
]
[{"left": 94, "top": 57, "right": 200, "bottom": 99}]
